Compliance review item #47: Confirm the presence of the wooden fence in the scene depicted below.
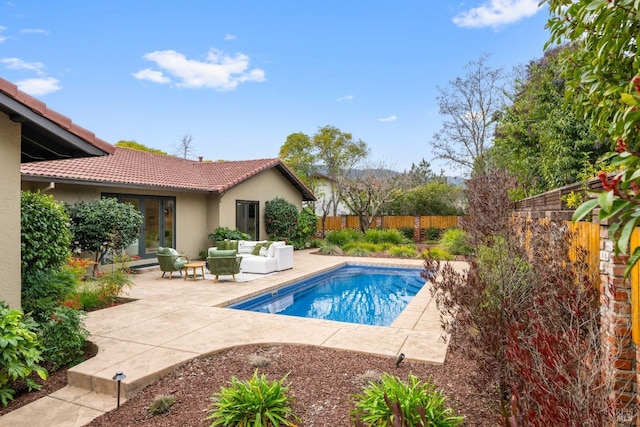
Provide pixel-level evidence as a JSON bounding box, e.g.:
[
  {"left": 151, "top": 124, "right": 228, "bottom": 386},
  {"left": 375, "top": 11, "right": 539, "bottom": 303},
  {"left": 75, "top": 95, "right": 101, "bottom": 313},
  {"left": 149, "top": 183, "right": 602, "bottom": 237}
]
[
  {"left": 316, "top": 215, "right": 461, "bottom": 238},
  {"left": 539, "top": 220, "right": 640, "bottom": 345}
]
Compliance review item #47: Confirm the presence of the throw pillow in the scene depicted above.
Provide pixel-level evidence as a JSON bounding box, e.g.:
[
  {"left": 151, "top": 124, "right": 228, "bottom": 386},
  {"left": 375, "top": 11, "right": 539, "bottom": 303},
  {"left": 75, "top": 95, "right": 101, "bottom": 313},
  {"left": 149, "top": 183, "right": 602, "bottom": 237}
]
[
  {"left": 252, "top": 243, "right": 264, "bottom": 256},
  {"left": 259, "top": 246, "right": 268, "bottom": 257}
]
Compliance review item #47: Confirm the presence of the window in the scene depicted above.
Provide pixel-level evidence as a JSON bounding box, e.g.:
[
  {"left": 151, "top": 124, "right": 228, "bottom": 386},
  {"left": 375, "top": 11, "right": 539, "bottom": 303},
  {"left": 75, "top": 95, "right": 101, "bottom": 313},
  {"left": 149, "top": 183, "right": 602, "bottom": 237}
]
[
  {"left": 236, "top": 200, "right": 259, "bottom": 240},
  {"left": 103, "top": 194, "right": 176, "bottom": 259}
]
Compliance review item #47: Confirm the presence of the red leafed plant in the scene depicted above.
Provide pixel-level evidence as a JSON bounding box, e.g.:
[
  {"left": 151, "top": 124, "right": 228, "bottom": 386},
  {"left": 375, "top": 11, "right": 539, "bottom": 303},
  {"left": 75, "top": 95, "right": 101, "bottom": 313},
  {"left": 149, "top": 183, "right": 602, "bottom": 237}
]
[{"left": 424, "top": 168, "right": 610, "bottom": 426}]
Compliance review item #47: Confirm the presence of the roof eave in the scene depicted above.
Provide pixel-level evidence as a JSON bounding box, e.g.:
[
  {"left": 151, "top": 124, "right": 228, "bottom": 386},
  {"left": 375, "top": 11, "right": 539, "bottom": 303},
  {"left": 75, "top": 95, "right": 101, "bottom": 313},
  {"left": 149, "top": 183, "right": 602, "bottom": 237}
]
[
  {"left": 21, "top": 174, "right": 215, "bottom": 194},
  {"left": 0, "top": 92, "right": 114, "bottom": 160}
]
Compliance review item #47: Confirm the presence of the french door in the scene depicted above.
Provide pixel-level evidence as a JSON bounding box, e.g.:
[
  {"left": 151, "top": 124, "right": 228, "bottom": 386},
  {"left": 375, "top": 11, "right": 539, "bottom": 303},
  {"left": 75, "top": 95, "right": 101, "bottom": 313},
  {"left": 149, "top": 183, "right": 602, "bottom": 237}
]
[
  {"left": 103, "top": 194, "right": 176, "bottom": 259},
  {"left": 236, "top": 200, "right": 259, "bottom": 240}
]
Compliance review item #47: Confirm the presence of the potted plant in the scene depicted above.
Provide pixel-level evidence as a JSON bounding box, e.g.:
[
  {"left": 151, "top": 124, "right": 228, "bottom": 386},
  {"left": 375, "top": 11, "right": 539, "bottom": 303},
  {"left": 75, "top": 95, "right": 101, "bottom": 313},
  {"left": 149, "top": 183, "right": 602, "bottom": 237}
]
[{"left": 208, "top": 227, "right": 251, "bottom": 246}]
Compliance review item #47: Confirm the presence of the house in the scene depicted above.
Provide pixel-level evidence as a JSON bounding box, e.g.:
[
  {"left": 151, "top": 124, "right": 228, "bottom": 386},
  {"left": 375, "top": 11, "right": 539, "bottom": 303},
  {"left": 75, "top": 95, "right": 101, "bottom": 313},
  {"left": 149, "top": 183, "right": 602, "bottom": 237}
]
[
  {"left": 21, "top": 147, "right": 316, "bottom": 266},
  {"left": 0, "top": 77, "right": 114, "bottom": 308}
]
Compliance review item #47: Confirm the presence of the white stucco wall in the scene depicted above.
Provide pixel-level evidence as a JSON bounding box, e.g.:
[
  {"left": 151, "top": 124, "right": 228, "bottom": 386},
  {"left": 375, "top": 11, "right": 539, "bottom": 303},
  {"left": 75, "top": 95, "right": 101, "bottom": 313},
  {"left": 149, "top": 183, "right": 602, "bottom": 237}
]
[{"left": 0, "top": 113, "right": 22, "bottom": 308}]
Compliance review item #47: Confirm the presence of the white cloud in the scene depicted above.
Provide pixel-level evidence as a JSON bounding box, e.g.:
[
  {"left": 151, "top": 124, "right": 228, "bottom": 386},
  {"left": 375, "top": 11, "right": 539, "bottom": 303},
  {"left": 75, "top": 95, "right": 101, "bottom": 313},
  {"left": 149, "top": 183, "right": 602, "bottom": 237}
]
[
  {"left": 337, "top": 95, "right": 354, "bottom": 102},
  {"left": 224, "top": 34, "right": 236, "bottom": 40},
  {"left": 134, "top": 48, "right": 265, "bottom": 90},
  {"left": 378, "top": 115, "right": 397, "bottom": 122},
  {"left": 0, "top": 26, "right": 6, "bottom": 43},
  {"left": 20, "top": 28, "right": 49, "bottom": 35},
  {"left": 132, "top": 68, "right": 170, "bottom": 84},
  {"left": 1, "top": 57, "right": 45, "bottom": 75},
  {"left": 453, "top": 0, "right": 541, "bottom": 29},
  {"left": 16, "top": 77, "right": 61, "bottom": 95}
]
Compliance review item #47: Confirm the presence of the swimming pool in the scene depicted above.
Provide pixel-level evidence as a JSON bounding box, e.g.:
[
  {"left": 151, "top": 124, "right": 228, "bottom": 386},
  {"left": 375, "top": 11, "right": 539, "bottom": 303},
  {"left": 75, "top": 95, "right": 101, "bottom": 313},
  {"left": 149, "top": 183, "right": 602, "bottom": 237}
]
[{"left": 228, "top": 264, "right": 425, "bottom": 326}]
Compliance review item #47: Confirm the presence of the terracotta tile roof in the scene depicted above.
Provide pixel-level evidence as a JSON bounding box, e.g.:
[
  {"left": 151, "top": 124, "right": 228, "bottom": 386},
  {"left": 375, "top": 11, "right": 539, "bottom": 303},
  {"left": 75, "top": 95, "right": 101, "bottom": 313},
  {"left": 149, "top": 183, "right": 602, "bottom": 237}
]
[
  {"left": 21, "top": 147, "right": 316, "bottom": 199},
  {"left": 0, "top": 77, "right": 114, "bottom": 156}
]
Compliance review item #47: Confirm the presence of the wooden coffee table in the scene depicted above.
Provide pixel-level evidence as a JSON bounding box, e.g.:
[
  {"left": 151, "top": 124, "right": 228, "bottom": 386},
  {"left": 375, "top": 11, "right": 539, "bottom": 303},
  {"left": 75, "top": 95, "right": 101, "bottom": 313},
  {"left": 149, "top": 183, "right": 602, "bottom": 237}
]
[{"left": 184, "top": 261, "right": 206, "bottom": 281}]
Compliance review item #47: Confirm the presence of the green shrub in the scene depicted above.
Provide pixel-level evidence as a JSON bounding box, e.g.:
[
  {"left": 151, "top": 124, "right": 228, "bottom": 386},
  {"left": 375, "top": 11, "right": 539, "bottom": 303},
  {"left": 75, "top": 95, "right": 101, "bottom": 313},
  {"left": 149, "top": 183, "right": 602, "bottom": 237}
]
[
  {"left": 205, "top": 370, "right": 299, "bottom": 426},
  {"left": 309, "top": 239, "right": 323, "bottom": 248},
  {"left": 21, "top": 268, "right": 78, "bottom": 322},
  {"left": 94, "top": 269, "right": 133, "bottom": 305},
  {"left": 264, "top": 197, "right": 299, "bottom": 242},
  {"left": 292, "top": 206, "right": 318, "bottom": 249},
  {"left": 364, "top": 229, "right": 409, "bottom": 245},
  {"left": 0, "top": 306, "right": 48, "bottom": 406},
  {"left": 380, "top": 229, "right": 410, "bottom": 245},
  {"left": 318, "top": 244, "right": 344, "bottom": 255},
  {"left": 388, "top": 245, "right": 418, "bottom": 258},
  {"left": 38, "top": 305, "right": 89, "bottom": 370},
  {"left": 325, "top": 229, "right": 362, "bottom": 246},
  {"left": 345, "top": 246, "right": 373, "bottom": 257},
  {"left": 421, "top": 247, "right": 454, "bottom": 261},
  {"left": 439, "top": 227, "right": 473, "bottom": 256},
  {"left": 21, "top": 191, "right": 73, "bottom": 275},
  {"left": 148, "top": 394, "right": 176, "bottom": 415},
  {"left": 398, "top": 226, "right": 415, "bottom": 241},
  {"left": 208, "top": 226, "right": 251, "bottom": 242},
  {"left": 74, "top": 284, "right": 105, "bottom": 311},
  {"left": 351, "top": 373, "right": 463, "bottom": 426},
  {"left": 343, "top": 241, "right": 383, "bottom": 253},
  {"left": 363, "top": 229, "right": 384, "bottom": 244},
  {"left": 425, "top": 227, "right": 443, "bottom": 242}
]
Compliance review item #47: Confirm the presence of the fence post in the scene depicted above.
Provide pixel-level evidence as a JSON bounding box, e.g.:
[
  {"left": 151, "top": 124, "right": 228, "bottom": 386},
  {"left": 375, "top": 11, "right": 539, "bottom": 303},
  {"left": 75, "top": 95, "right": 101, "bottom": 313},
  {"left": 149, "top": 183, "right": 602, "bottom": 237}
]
[{"left": 413, "top": 215, "right": 420, "bottom": 242}]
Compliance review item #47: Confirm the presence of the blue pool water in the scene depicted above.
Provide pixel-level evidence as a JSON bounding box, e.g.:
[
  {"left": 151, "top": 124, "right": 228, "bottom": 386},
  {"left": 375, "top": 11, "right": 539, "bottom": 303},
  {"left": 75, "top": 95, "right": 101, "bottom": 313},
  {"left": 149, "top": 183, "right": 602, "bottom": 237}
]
[{"left": 228, "top": 264, "right": 425, "bottom": 326}]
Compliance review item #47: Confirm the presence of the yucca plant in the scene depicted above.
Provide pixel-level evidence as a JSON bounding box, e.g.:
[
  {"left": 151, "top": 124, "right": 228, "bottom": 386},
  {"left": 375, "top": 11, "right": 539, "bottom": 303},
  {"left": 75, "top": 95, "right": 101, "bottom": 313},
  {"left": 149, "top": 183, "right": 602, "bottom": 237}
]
[
  {"left": 205, "top": 370, "right": 299, "bottom": 426},
  {"left": 351, "top": 373, "right": 463, "bottom": 426}
]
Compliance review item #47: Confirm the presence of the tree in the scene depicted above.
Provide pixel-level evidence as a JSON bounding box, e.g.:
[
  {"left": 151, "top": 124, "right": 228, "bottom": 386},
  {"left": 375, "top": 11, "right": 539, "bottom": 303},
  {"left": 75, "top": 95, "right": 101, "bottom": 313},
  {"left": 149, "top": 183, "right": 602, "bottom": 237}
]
[
  {"left": 337, "top": 162, "right": 410, "bottom": 233},
  {"left": 404, "top": 158, "right": 438, "bottom": 187},
  {"left": 491, "top": 46, "right": 605, "bottom": 199},
  {"left": 388, "top": 180, "right": 464, "bottom": 216},
  {"left": 174, "top": 134, "right": 195, "bottom": 159},
  {"left": 313, "top": 125, "right": 369, "bottom": 216},
  {"left": 279, "top": 132, "right": 320, "bottom": 200},
  {"left": 430, "top": 54, "right": 509, "bottom": 175},
  {"left": 278, "top": 125, "right": 370, "bottom": 228},
  {"left": 66, "top": 198, "right": 144, "bottom": 273},
  {"left": 116, "top": 140, "right": 168, "bottom": 155},
  {"left": 544, "top": 1, "right": 640, "bottom": 273}
]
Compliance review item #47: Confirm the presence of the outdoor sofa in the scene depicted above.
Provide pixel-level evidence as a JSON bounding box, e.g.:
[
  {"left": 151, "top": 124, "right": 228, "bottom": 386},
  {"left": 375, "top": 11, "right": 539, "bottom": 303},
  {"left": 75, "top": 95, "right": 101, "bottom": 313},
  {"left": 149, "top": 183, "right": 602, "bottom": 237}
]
[{"left": 211, "top": 240, "right": 293, "bottom": 274}]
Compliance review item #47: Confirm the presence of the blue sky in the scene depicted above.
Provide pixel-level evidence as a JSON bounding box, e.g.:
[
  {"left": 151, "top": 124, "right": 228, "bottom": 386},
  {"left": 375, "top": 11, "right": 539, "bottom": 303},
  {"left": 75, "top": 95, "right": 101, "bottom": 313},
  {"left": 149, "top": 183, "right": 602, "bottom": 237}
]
[{"left": 1, "top": 1, "right": 550, "bottom": 174}]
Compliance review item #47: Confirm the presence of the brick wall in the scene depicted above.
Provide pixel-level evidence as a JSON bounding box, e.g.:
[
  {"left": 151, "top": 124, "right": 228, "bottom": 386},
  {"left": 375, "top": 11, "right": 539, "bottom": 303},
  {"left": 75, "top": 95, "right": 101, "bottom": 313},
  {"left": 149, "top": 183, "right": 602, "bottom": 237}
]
[{"left": 599, "top": 226, "right": 638, "bottom": 426}]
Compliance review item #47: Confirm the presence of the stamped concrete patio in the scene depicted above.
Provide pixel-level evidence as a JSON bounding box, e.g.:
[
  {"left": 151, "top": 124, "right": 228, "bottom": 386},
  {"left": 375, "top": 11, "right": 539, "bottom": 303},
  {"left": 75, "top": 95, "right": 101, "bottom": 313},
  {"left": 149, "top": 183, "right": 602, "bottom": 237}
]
[{"left": 0, "top": 250, "right": 468, "bottom": 427}]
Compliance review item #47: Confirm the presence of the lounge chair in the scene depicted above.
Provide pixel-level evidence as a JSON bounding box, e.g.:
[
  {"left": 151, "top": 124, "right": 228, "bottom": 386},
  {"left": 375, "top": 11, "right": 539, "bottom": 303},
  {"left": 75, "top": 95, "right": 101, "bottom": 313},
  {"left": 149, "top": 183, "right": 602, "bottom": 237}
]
[
  {"left": 207, "top": 248, "right": 242, "bottom": 282},
  {"left": 157, "top": 247, "right": 189, "bottom": 279}
]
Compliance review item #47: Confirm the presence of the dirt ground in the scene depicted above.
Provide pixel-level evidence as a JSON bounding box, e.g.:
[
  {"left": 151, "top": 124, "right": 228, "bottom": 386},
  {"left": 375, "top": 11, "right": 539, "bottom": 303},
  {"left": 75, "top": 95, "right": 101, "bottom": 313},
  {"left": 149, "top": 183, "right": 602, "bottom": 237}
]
[{"left": 2, "top": 333, "right": 501, "bottom": 426}]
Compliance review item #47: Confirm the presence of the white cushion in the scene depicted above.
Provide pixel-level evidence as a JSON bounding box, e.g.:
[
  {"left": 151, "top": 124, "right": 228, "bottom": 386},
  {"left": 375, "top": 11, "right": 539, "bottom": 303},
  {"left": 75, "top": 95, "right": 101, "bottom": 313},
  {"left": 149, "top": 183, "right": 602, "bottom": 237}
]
[
  {"left": 241, "top": 255, "right": 277, "bottom": 274},
  {"left": 259, "top": 247, "right": 268, "bottom": 257},
  {"left": 268, "top": 241, "right": 285, "bottom": 258}
]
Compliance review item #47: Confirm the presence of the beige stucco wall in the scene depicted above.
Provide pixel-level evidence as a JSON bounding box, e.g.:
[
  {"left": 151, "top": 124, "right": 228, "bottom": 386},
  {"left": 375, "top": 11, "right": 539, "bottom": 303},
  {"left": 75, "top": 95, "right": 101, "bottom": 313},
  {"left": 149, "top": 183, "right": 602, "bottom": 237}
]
[
  {"left": 18, "top": 167, "right": 303, "bottom": 269},
  {"left": 222, "top": 168, "right": 303, "bottom": 240},
  {"left": 0, "top": 113, "right": 22, "bottom": 308},
  {"left": 20, "top": 181, "right": 211, "bottom": 262}
]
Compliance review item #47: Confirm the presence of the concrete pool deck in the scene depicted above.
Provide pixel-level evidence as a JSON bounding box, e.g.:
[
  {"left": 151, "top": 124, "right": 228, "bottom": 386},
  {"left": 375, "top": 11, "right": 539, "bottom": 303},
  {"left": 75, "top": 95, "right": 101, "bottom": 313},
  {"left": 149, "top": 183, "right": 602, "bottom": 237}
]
[{"left": 0, "top": 250, "right": 468, "bottom": 427}]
